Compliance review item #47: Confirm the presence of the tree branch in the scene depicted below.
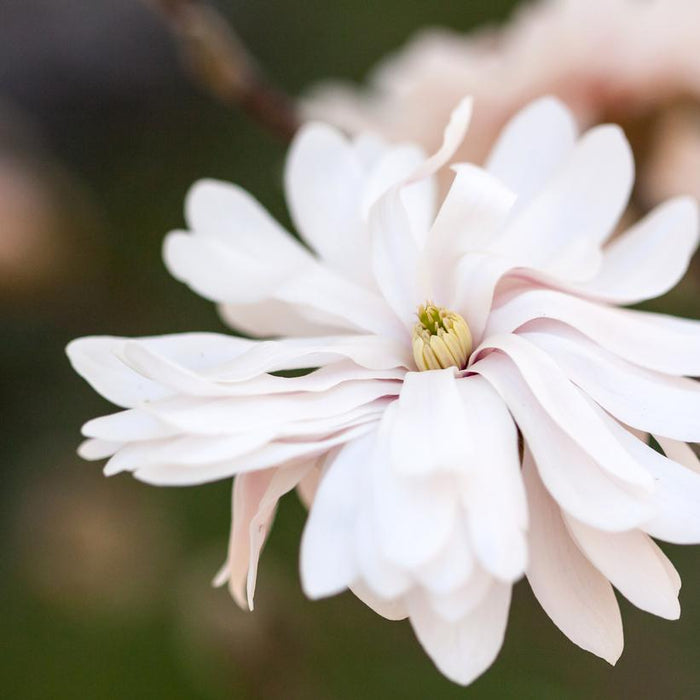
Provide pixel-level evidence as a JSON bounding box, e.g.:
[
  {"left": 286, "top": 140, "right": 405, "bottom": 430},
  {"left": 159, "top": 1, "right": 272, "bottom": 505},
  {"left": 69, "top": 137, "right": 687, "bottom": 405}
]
[{"left": 146, "top": 0, "right": 299, "bottom": 141}]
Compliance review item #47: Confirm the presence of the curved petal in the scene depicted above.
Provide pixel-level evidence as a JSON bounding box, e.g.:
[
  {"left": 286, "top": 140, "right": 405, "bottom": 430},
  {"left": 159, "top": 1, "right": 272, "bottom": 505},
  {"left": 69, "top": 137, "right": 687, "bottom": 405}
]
[
  {"left": 474, "top": 353, "right": 654, "bottom": 532},
  {"left": 284, "top": 123, "right": 368, "bottom": 284},
  {"left": 594, "top": 411, "right": 700, "bottom": 545},
  {"left": 486, "top": 289, "right": 700, "bottom": 376},
  {"left": 490, "top": 125, "right": 633, "bottom": 277},
  {"left": 407, "top": 581, "right": 511, "bottom": 687},
  {"left": 473, "top": 333, "right": 655, "bottom": 491},
  {"left": 185, "top": 178, "right": 311, "bottom": 265},
  {"left": 524, "top": 327, "right": 700, "bottom": 442},
  {"left": 485, "top": 96, "right": 578, "bottom": 206},
  {"left": 456, "top": 376, "right": 528, "bottom": 582},
  {"left": 349, "top": 580, "right": 408, "bottom": 621},
  {"left": 301, "top": 442, "right": 365, "bottom": 599},
  {"left": 523, "top": 449, "right": 623, "bottom": 665},
  {"left": 389, "top": 368, "right": 472, "bottom": 477},
  {"left": 581, "top": 197, "right": 699, "bottom": 304},
  {"left": 565, "top": 518, "right": 680, "bottom": 620}
]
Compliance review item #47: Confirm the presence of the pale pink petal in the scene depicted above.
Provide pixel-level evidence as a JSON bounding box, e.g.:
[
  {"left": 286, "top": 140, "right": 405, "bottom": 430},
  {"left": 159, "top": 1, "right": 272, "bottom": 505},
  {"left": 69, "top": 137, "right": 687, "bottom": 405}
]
[
  {"left": 300, "top": 441, "right": 366, "bottom": 599},
  {"left": 424, "top": 566, "right": 494, "bottom": 623},
  {"left": 372, "top": 403, "right": 458, "bottom": 569},
  {"left": 655, "top": 436, "right": 700, "bottom": 474},
  {"left": 581, "top": 197, "right": 699, "bottom": 304},
  {"left": 565, "top": 518, "right": 680, "bottom": 620},
  {"left": 456, "top": 375, "right": 527, "bottom": 582},
  {"left": 184, "top": 178, "right": 311, "bottom": 265},
  {"left": 284, "top": 123, "right": 369, "bottom": 284},
  {"left": 523, "top": 449, "right": 623, "bottom": 665},
  {"left": 474, "top": 353, "right": 654, "bottom": 531},
  {"left": 594, "top": 411, "right": 700, "bottom": 545},
  {"left": 485, "top": 96, "right": 577, "bottom": 205},
  {"left": 524, "top": 327, "right": 700, "bottom": 442},
  {"left": 490, "top": 125, "right": 633, "bottom": 277},
  {"left": 473, "top": 333, "right": 655, "bottom": 490},
  {"left": 131, "top": 422, "right": 374, "bottom": 486},
  {"left": 389, "top": 368, "right": 472, "bottom": 477},
  {"left": 349, "top": 580, "right": 408, "bottom": 621},
  {"left": 413, "top": 524, "right": 474, "bottom": 595},
  {"left": 486, "top": 288, "right": 700, "bottom": 376},
  {"left": 407, "top": 581, "right": 511, "bottom": 686}
]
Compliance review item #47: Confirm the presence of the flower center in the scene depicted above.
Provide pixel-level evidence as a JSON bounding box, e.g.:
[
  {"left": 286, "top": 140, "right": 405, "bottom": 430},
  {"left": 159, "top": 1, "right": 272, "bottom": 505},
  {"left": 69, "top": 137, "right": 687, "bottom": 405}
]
[{"left": 412, "top": 303, "right": 473, "bottom": 371}]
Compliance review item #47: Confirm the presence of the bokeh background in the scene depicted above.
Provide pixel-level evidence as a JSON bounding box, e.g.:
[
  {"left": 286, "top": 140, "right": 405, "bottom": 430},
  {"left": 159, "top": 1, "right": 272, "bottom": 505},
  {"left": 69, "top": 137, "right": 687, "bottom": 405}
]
[{"left": 1, "top": 1, "right": 699, "bottom": 698}]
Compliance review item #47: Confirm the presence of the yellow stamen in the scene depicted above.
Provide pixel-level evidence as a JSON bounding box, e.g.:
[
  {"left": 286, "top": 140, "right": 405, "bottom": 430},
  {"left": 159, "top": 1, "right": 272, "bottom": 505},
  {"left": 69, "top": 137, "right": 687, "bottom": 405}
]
[{"left": 412, "top": 303, "right": 472, "bottom": 371}]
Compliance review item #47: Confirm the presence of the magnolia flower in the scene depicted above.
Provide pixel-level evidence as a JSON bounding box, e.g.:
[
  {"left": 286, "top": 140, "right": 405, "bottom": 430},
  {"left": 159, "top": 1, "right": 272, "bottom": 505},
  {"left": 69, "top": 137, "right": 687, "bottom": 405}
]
[
  {"left": 67, "top": 96, "right": 700, "bottom": 686},
  {"left": 305, "top": 0, "right": 700, "bottom": 205}
]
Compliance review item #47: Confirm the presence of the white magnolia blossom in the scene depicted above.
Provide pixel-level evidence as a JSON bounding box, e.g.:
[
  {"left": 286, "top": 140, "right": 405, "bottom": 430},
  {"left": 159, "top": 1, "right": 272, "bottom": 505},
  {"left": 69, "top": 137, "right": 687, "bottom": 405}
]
[{"left": 68, "top": 97, "right": 700, "bottom": 686}]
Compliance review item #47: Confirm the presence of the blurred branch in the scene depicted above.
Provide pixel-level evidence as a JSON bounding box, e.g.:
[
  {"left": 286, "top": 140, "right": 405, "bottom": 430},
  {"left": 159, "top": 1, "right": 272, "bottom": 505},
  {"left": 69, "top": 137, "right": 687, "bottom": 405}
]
[{"left": 146, "top": 0, "right": 299, "bottom": 140}]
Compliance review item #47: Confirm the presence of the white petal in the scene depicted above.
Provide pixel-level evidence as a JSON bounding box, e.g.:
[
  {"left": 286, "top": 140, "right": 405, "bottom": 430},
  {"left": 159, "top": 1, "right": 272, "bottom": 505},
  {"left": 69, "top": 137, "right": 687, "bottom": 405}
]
[
  {"left": 424, "top": 566, "right": 495, "bottom": 623},
  {"left": 581, "top": 197, "right": 699, "bottom": 304},
  {"left": 300, "top": 441, "right": 366, "bottom": 599},
  {"left": 284, "top": 123, "right": 369, "bottom": 284},
  {"left": 163, "top": 230, "right": 305, "bottom": 305},
  {"left": 362, "top": 143, "right": 434, "bottom": 244},
  {"left": 368, "top": 185, "right": 422, "bottom": 328},
  {"left": 185, "top": 178, "right": 311, "bottom": 265},
  {"left": 144, "top": 379, "right": 398, "bottom": 435},
  {"left": 491, "top": 125, "right": 633, "bottom": 276},
  {"left": 524, "top": 327, "right": 700, "bottom": 442},
  {"left": 218, "top": 298, "right": 351, "bottom": 338},
  {"left": 214, "top": 469, "right": 275, "bottom": 609},
  {"left": 486, "top": 96, "right": 577, "bottom": 206},
  {"left": 413, "top": 524, "right": 474, "bottom": 595},
  {"left": 655, "top": 436, "right": 700, "bottom": 474},
  {"left": 456, "top": 376, "right": 528, "bottom": 582},
  {"left": 349, "top": 580, "right": 408, "bottom": 621},
  {"left": 389, "top": 368, "right": 472, "bottom": 477},
  {"left": 372, "top": 403, "right": 458, "bottom": 569},
  {"left": 355, "top": 513, "right": 412, "bottom": 600},
  {"left": 77, "top": 438, "right": 122, "bottom": 460},
  {"left": 407, "top": 581, "right": 511, "bottom": 686},
  {"left": 486, "top": 288, "right": 700, "bottom": 376},
  {"left": 523, "top": 449, "right": 623, "bottom": 665},
  {"left": 474, "top": 333, "right": 655, "bottom": 491},
  {"left": 474, "top": 353, "right": 653, "bottom": 531},
  {"left": 406, "top": 96, "right": 473, "bottom": 184},
  {"left": 132, "top": 423, "right": 374, "bottom": 486},
  {"left": 426, "top": 164, "right": 516, "bottom": 285},
  {"left": 67, "top": 336, "right": 169, "bottom": 408},
  {"left": 566, "top": 518, "right": 680, "bottom": 620},
  {"left": 595, "top": 413, "right": 700, "bottom": 545}
]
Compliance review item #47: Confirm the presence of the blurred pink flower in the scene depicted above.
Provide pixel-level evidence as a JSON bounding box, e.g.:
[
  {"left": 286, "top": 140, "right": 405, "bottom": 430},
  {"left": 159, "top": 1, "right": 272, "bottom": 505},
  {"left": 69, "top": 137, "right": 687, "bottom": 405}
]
[
  {"left": 68, "top": 97, "right": 700, "bottom": 685},
  {"left": 305, "top": 0, "right": 700, "bottom": 205}
]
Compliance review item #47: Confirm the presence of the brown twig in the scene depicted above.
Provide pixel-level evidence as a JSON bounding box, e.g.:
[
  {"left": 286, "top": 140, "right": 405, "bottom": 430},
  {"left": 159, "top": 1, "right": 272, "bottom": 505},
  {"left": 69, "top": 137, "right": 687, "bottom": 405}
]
[{"left": 146, "top": 0, "right": 299, "bottom": 141}]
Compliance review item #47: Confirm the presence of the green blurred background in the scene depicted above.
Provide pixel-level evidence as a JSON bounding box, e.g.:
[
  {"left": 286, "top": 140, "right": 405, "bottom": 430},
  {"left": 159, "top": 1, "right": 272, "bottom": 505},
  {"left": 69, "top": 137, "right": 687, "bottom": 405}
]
[{"left": 1, "top": 1, "right": 699, "bottom": 697}]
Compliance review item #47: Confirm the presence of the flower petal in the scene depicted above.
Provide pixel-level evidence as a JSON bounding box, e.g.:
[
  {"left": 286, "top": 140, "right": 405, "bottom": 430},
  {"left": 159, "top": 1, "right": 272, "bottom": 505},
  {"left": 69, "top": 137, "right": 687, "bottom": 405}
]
[
  {"left": 581, "top": 197, "right": 699, "bottom": 304},
  {"left": 565, "top": 518, "right": 680, "bottom": 620},
  {"left": 474, "top": 352, "right": 654, "bottom": 531},
  {"left": 300, "top": 442, "right": 365, "bottom": 599},
  {"left": 407, "top": 580, "right": 511, "bottom": 686},
  {"left": 487, "top": 288, "right": 700, "bottom": 376},
  {"left": 486, "top": 96, "right": 577, "bottom": 205},
  {"left": 490, "top": 124, "right": 633, "bottom": 277},
  {"left": 524, "top": 327, "right": 700, "bottom": 442},
  {"left": 523, "top": 449, "right": 623, "bottom": 665},
  {"left": 389, "top": 368, "right": 472, "bottom": 477}
]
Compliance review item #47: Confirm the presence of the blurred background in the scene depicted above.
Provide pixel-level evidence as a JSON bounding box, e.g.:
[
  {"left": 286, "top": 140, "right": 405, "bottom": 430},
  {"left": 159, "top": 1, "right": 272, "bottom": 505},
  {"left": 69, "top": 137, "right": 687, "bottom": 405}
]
[{"left": 1, "top": 1, "right": 699, "bottom": 697}]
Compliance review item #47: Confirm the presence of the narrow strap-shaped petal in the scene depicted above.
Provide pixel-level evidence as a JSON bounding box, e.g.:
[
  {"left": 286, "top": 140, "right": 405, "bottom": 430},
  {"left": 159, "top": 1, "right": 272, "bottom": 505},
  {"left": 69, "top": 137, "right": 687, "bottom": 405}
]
[{"left": 523, "top": 449, "right": 623, "bottom": 665}]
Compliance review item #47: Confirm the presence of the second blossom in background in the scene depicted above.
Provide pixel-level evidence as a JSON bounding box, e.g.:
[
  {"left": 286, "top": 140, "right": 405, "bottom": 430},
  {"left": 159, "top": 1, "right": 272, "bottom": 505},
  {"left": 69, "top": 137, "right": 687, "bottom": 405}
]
[{"left": 305, "top": 0, "right": 700, "bottom": 209}]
